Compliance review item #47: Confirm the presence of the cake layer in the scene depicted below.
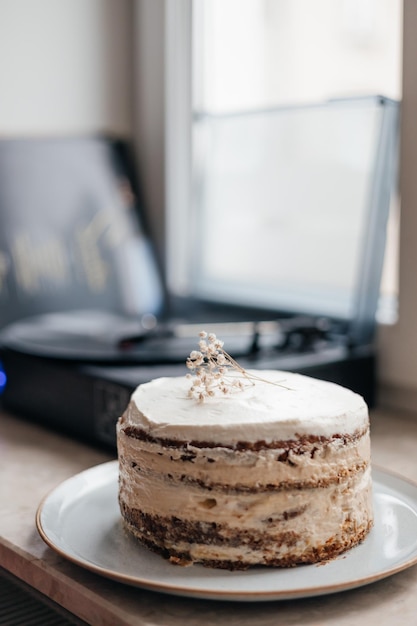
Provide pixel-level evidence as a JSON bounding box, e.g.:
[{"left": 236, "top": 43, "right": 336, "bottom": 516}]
[
  {"left": 123, "top": 371, "right": 368, "bottom": 444},
  {"left": 119, "top": 467, "right": 373, "bottom": 569},
  {"left": 119, "top": 463, "right": 372, "bottom": 530},
  {"left": 118, "top": 428, "right": 371, "bottom": 496},
  {"left": 121, "top": 516, "right": 373, "bottom": 569}
]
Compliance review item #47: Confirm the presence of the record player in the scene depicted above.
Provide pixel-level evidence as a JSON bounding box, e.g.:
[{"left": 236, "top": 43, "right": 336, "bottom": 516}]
[
  {"left": 0, "top": 308, "right": 375, "bottom": 449},
  {"left": 0, "top": 96, "right": 399, "bottom": 450}
]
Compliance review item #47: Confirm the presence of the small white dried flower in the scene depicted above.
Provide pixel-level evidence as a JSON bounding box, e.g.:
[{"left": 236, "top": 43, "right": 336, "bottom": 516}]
[{"left": 186, "top": 331, "right": 290, "bottom": 403}]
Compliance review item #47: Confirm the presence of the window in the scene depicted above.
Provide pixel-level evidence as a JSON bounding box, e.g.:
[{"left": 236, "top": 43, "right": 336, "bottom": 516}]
[
  {"left": 165, "top": 0, "right": 402, "bottom": 331},
  {"left": 193, "top": 0, "right": 402, "bottom": 113}
]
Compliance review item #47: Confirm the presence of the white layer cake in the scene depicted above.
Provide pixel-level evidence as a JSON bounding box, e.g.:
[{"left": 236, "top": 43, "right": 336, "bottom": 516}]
[{"left": 117, "top": 370, "right": 373, "bottom": 569}]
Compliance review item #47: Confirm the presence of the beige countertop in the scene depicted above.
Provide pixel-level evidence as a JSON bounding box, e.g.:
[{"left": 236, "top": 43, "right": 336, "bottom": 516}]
[{"left": 1, "top": 407, "right": 417, "bottom": 626}]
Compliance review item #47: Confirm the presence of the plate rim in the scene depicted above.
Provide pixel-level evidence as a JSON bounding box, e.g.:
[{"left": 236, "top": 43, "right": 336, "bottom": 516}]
[{"left": 35, "top": 462, "right": 417, "bottom": 602}]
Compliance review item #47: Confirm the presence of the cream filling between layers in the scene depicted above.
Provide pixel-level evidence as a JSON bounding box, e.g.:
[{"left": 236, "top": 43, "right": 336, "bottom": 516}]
[
  {"left": 118, "top": 429, "right": 371, "bottom": 491},
  {"left": 119, "top": 464, "right": 372, "bottom": 530},
  {"left": 121, "top": 468, "right": 373, "bottom": 564}
]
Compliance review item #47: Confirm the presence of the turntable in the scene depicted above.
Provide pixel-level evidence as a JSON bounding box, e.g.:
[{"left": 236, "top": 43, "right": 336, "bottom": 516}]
[{"left": 0, "top": 308, "right": 375, "bottom": 449}]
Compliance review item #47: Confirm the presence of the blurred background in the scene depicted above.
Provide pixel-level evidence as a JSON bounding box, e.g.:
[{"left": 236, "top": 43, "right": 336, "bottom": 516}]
[{"left": 1, "top": 0, "right": 415, "bottom": 417}]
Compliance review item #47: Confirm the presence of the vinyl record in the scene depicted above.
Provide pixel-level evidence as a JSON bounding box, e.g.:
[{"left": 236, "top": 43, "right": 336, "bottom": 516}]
[{"left": 0, "top": 310, "right": 258, "bottom": 364}]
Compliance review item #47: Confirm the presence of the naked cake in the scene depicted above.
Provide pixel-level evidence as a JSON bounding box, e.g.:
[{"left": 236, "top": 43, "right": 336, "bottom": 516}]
[{"left": 117, "top": 332, "right": 373, "bottom": 569}]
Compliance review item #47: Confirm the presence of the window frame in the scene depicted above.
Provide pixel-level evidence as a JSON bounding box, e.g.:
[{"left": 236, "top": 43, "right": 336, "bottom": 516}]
[{"left": 157, "top": 0, "right": 417, "bottom": 409}]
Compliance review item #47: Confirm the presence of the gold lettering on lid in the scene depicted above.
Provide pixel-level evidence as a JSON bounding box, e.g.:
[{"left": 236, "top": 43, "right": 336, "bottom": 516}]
[{"left": 11, "top": 233, "right": 69, "bottom": 294}]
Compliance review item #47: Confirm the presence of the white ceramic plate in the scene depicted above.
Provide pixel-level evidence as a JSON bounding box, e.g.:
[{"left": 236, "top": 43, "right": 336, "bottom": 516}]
[{"left": 36, "top": 461, "right": 417, "bottom": 602}]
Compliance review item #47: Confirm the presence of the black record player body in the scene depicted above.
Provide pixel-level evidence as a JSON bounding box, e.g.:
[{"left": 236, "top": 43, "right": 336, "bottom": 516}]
[{"left": 0, "top": 310, "right": 375, "bottom": 450}]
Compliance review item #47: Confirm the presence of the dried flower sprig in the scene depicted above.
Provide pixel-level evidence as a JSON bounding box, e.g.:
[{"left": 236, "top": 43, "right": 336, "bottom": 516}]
[{"left": 186, "top": 331, "right": 290, "bottom": 402}]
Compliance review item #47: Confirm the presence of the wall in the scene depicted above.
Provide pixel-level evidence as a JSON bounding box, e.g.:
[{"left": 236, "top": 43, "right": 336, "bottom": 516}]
[
  {"left": 0, "top": 0, "right": 133, "bottom": 136},
  {"left": 132, "top": 0, "right": 166, "bottom": 267},
  {"left": 378, "top": 0, "right": 417, "bottom": 411}
]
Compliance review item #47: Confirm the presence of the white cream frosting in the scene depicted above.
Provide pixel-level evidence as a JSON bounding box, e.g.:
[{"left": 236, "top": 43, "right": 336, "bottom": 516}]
[{"left": 124, "top": 370, "right": 368, "bottom": 444}]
